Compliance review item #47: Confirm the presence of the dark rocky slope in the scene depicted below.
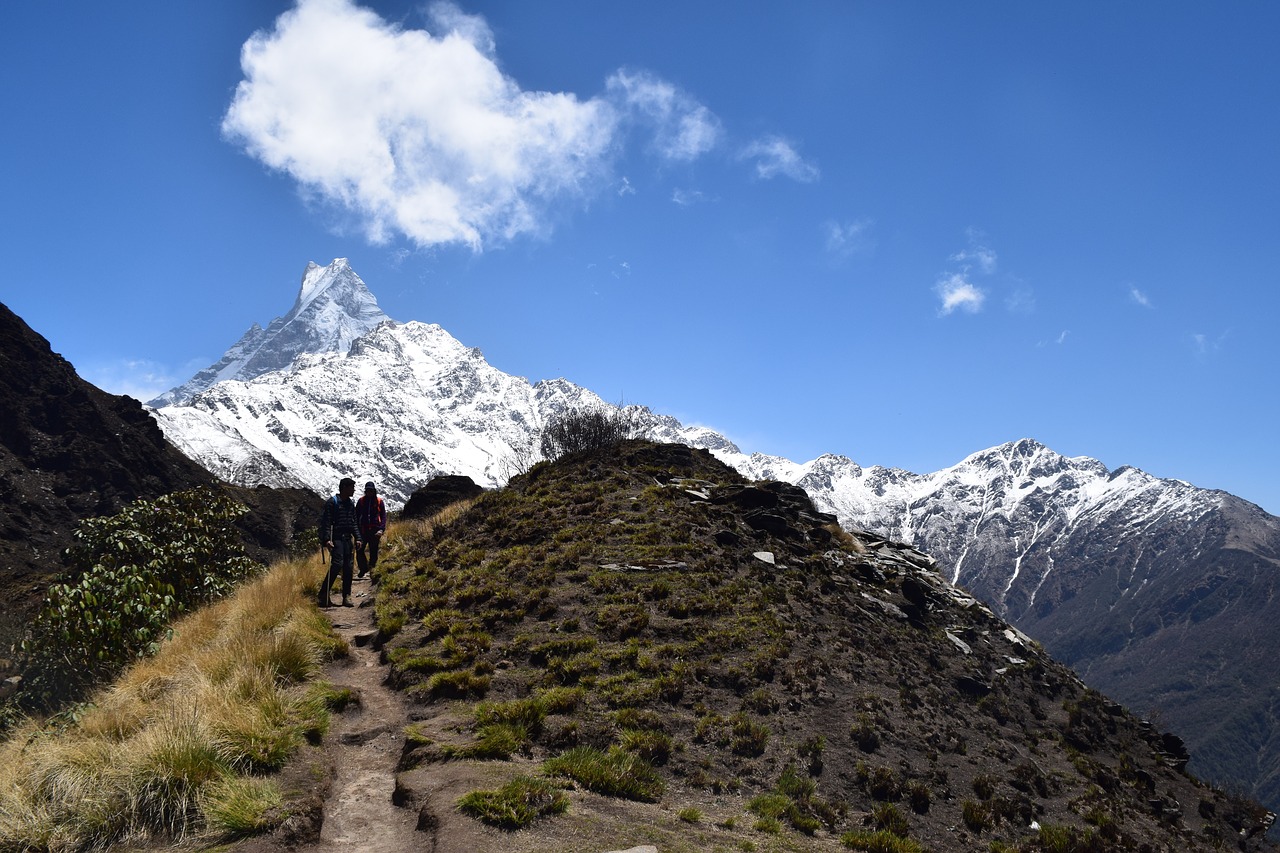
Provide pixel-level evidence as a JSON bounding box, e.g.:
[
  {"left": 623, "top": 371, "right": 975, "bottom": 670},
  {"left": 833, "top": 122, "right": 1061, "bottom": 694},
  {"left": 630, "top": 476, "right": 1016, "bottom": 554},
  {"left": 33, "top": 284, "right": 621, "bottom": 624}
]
[
  {"left": 369, "top": 441, "right": 1276, "bottom": 851},
  {"left": 0, "top": 301, "right": 322, "bottom": 650}
]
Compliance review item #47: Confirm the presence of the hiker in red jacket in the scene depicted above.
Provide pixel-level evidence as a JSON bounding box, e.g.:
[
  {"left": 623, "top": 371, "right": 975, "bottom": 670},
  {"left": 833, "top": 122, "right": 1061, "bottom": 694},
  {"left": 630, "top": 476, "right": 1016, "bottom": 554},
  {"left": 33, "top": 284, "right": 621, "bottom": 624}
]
[{"left": 356, "top": 480, "right": 387, "bottom": 578}]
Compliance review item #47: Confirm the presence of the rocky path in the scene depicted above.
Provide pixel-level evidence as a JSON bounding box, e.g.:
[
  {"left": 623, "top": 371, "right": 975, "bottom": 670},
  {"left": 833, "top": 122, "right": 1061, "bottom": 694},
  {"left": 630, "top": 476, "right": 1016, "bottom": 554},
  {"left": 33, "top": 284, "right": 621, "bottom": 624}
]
[{"left": 309, "top": 577, "right": 421, "bottom": 852}]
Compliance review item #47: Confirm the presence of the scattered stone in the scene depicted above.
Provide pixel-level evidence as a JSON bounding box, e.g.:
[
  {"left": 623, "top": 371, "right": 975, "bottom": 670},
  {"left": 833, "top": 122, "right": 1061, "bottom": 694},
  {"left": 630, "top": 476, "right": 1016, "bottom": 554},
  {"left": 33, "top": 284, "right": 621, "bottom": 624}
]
[
  {"left": 711, "top": 485, "right": 779, "bottom": 509},
  {"left": 714, "top": 529, "right": 742, "bottom": 546},
  {"left": 753, "top": 551, "right": 776, "bottom": 565},
  {"left": 861, "top": 592, "right": 907, "bottom": 620},
  {"left": 901, "top": 575, "right": 932, "bottom": 607},
  {"left": 945, "top": 630, "right": 972, "bottom": 655},
  {"left": 744, "top": 510, "right": 795, "bottom": 535}
]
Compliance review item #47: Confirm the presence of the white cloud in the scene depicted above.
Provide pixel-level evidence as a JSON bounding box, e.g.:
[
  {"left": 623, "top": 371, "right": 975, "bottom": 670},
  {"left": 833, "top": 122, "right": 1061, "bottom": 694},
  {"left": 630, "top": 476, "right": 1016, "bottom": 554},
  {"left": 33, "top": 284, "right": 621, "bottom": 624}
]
[
  {"left": 950, "top": 229, "right": 997, "bottom": 274},
  {"left": 224, "top": 0, "right": 621, "bottom": 251},
  {"left": 935, "top": 273, "right": 986, "bottom": 315},
  {"left": 740, "top": 136, "right": 819, "bottom": 182},
  {"left": 1129, "top": 286, "right": 1153, "bottom": 308},
  {"left": 671, "top": 187, "right": 708, "bottom": 206},
  {"left": 824, "top": 218, "right": 873, "bottom": 259},
  {"left": 82, "top": 358, "right": 177, "bottom": 401},
  {"left": 618, "top": 177, "right": 636, "bottom": 196},
  {"left": 605, "top": 69, "right": 722, "bottom": 161}
]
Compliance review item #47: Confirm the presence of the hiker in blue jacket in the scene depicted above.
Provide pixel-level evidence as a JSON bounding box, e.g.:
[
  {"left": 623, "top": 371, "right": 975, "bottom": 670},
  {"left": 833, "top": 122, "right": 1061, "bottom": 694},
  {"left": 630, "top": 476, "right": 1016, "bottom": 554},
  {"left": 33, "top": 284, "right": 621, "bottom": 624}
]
[{"left": 319, "top": 477, "right": 362, "bottom": 608}]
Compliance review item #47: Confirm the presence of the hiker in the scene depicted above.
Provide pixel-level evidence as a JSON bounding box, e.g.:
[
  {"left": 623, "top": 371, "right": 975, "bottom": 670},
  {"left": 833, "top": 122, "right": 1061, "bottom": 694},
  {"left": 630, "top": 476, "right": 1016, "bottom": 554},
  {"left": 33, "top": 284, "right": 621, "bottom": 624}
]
[
  {"left": 356, "top": 480, "right": 387, "bottom": 578},
  {"left": 319, "top": 477, "right": 362, "bottom": 607}
]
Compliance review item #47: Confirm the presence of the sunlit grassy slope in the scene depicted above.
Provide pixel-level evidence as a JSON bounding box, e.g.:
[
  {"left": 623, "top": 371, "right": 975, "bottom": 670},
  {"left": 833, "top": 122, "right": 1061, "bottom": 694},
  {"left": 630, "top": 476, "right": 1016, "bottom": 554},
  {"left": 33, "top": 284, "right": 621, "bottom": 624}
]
[{"left": 0, "top": 555, "right": 348, "bottom": 850}]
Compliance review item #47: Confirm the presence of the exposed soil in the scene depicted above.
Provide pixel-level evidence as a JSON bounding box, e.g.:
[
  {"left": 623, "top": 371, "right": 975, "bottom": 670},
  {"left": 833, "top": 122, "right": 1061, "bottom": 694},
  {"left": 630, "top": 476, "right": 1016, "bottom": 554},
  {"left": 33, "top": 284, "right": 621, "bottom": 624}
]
[{"left": 285, "top": 578, "right": 422, "bottom": 852}]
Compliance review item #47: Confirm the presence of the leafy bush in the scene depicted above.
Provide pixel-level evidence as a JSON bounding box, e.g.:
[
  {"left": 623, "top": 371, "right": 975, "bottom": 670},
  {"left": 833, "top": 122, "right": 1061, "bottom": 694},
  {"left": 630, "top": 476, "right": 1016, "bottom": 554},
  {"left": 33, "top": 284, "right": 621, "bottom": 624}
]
[
  {"left": 539, "top": 406, "right": 643, "bottom": 461},
  {"left": 19, "top": 487, "right": 262, "bottom": 707}
]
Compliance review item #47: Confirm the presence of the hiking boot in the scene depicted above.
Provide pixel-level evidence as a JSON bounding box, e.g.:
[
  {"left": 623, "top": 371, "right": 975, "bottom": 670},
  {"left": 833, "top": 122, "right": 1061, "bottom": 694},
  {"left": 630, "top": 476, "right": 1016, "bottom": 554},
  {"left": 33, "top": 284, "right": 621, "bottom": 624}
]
[
  {"left": 318, "top": 598, "right": 333, "bottom": 609},
  {"left": 341, "top": 597, "right": 354, "bottom": 607}
]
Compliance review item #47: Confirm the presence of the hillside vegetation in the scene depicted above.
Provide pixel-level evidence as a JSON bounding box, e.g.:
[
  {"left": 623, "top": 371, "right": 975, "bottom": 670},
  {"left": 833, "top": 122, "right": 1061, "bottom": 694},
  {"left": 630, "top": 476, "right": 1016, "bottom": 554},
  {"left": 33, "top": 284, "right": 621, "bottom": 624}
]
[
  {"left": 0, "top": 439, "right": 1273, "bottom": 852},
  {"left": 0, "top": 556, "right": 350, "bottom": 850},
  {"left": 370, "top": 441, "right": 1275, "bottom": 852}
]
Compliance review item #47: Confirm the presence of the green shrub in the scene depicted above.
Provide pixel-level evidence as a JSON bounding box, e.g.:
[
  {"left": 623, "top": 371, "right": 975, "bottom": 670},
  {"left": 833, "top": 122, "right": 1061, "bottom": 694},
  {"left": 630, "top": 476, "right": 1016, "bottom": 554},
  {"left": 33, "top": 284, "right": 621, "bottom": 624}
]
[
  {"left": 753, "top": 816, "right": 783, "bottom": 834},
  {"left": 906, "top": 780, "right": 931, "bottom": 813},
  {"left": 19, "top": 487, "right": 261, "bottom": 707},
  {"left": 962, "top": 799, "right": 993, "bottom": 832},
  {"left": 457, "top": 775, "right": 569, "bottom": 829},
  {"left": 840, "top": 829, "right": 924, "bottom": 852},
  {"left": 851, "top": 713, "right": 880, "bottom": 752},
  {"left": 619, "top": 729, "right": 674, "bottom": 765},
  {"left": 201, "top": 774, "right": 283, "bottom": 836},
  {"left": 748, "top": 792, "right": 791, "bottom": 820},
  {"left": 857, "top": 763, "right": 900, "bottom": 801},
  {"left": 678, "top": 806, "right": 702, "bottom": 823},
  {"left": 729, "top": 713, "right": 770, "bottom": 756},
  {"left": 422, "top": 670, "right": 491, "bottom": 699},
  {"left": 777, "top": 763, "right": 817, "bottom": 800},
  {"left": 871, "top": 802, "right": 909, "bottom": 837},
  {"left": 543, "top": 746, "right": 663, "bottom": 801}
]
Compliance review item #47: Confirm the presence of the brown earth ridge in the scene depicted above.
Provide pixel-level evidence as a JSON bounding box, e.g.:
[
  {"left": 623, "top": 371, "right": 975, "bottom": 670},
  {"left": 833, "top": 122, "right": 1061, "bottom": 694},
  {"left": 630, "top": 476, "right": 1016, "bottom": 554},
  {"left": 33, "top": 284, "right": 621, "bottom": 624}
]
[{"left": 246, "top": 442, "right": 1276, "bottom": 852}]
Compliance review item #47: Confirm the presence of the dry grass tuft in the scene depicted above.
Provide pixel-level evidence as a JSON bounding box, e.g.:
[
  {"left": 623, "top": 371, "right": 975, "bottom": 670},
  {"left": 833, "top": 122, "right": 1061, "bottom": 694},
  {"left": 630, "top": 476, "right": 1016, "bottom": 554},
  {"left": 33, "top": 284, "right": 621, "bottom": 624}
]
[{"left": 0, "top": 554, "right": 345, "bottom": 849}]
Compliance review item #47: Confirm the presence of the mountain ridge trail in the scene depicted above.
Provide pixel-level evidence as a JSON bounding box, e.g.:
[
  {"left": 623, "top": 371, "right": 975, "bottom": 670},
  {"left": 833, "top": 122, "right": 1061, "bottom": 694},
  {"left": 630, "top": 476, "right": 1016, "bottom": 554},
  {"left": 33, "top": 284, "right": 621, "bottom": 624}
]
[{"left": 306, "top": 576, "right": 421, "bottom": 852}]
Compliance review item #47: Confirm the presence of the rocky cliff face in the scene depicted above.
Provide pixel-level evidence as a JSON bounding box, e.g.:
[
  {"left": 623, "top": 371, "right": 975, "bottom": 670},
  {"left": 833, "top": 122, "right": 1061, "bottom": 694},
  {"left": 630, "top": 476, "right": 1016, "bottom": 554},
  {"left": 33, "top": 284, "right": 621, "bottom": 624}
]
[{"left": 146, "top": 261, "right": 1280, "bottom": 817}]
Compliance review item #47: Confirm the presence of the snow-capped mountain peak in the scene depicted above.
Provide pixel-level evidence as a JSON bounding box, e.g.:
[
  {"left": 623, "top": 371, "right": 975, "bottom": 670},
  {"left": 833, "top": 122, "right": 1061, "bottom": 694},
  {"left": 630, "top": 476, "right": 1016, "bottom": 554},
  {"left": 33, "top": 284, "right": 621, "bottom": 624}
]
[{"left": 148, "top": 259, "right": 391, "bottom": 407}]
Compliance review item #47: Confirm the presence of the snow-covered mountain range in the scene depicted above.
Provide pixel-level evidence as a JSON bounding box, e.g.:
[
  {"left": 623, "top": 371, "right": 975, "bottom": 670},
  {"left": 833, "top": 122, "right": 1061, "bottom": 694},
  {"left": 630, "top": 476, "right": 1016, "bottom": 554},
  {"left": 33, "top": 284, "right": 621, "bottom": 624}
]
[{"left": 148, "top": 259, "right": 1280, "bottom": 815}]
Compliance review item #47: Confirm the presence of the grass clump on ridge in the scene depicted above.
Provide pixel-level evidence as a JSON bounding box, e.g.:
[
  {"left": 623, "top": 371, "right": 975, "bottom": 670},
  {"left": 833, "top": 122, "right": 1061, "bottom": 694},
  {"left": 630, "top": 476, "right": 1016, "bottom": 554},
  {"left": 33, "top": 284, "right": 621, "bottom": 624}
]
[
  {"left": 542, "top": 745, "right": 664, "bottom": 802},
  {"left": 457, "top": 775, "right": 569, "bottom": 829},
  {"left": 0, "top": 556, "right": 348, "bottom": 849}
]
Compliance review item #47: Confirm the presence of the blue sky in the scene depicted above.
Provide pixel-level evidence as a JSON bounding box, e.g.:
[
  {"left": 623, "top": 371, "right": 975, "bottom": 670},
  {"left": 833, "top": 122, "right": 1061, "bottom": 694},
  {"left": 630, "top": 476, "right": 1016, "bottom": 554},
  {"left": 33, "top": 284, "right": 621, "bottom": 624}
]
[{"left": 3, "top": 1, "right": 1278, "bottom": 515}]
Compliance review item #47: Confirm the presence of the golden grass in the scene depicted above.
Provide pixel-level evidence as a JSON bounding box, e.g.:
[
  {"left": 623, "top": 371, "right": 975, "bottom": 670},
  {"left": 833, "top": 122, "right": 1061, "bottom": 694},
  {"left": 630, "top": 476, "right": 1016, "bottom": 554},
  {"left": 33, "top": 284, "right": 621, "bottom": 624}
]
[
  {"left": 0, "top": 554, "right": 347, "bottom": 849},
  {"left": 383, "top": 498, "right": 478, "bottom": 549}
]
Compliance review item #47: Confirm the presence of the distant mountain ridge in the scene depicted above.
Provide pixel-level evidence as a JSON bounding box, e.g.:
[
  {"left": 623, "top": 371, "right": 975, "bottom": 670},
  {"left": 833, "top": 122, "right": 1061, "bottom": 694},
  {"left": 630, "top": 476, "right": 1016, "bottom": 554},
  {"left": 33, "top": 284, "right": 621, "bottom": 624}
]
[{"left": 147, "top": 260, "right": 1280, "bottom": 818}]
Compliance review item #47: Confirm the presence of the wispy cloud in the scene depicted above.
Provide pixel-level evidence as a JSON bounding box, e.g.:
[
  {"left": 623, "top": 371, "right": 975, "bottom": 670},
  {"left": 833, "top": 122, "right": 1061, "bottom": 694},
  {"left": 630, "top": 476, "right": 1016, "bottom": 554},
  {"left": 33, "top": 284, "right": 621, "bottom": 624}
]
[
  {"left": 935, "top": 230, "right": 1002, "bottom": 315},
  {"left": 950, "top": 228, "right": 997, "bottom": 274},
  {"left": 1037, "top": 329, "right": 1070, "bottom": 347},
  {"left": 824, "top": 218, "right": 873, "bottom": 260},
  {"left": 671, "top": 188, "right": 709, "bottom": 206},
  {"left": 82, "top": 358, "right": 177, "bottom": 401},
  {"left": 1191, "top": 330, "right": 1229, "bottom": 356},
  {"left": 740, "top": 136, "right": 819, "bottom": 182},
  {"left": 1129, "top": 286, "right": 1153, "bottom": 308},
  {"left": 223, "top": 0, "right": 726, "bottom": 252},
  {"left": 605, "top": 69, "right": 722, "bottom": 161},
  {"left": 935, "top": 272, "right": 986, "bottom": 315}
]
